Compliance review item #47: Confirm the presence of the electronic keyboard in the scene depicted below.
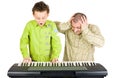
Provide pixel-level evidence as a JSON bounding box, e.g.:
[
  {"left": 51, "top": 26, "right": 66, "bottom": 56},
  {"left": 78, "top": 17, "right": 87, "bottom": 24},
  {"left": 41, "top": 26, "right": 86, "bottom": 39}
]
[{"left": 7, "top": 61, "right": 108, "bottom": 78}]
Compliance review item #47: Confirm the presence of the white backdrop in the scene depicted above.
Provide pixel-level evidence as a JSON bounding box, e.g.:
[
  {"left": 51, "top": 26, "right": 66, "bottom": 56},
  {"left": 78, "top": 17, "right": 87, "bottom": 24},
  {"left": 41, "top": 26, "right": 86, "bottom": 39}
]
[{"left": 0, "top": 0, "right": 120, "bottom": 78}]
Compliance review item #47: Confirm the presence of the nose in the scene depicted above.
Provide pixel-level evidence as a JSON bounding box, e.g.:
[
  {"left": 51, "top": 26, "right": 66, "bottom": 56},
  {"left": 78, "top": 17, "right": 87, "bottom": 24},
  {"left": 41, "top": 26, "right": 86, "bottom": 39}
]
[{"left": 74, "top": 29, "right": 78, "bottom": 33}]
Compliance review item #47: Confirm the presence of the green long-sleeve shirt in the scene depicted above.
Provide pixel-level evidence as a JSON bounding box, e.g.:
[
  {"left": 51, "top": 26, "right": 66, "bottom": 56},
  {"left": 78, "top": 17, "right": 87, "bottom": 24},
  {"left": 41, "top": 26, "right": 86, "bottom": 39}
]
[
  {"left": 20, "top": 20, "right": 61, "bottom": 62},
  {"left": 55, "top": 22, "right": 104, "bottom": 61}
]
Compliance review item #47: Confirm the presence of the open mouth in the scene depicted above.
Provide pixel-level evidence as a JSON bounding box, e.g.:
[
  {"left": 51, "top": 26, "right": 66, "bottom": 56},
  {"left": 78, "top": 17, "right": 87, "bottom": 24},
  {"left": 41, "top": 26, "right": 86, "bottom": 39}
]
[{"left": 40, "top": 23, "right": 43, "bottom": 25}]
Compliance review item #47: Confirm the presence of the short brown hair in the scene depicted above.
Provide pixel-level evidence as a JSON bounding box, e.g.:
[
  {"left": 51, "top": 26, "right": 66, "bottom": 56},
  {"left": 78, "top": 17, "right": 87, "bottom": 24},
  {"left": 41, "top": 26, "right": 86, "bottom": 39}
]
[
  {"left": 32, "top": 1, "right": 49, "bottom": 14},
  {"left": 72, "top": 13, "right": 87, "bottom": 23}
]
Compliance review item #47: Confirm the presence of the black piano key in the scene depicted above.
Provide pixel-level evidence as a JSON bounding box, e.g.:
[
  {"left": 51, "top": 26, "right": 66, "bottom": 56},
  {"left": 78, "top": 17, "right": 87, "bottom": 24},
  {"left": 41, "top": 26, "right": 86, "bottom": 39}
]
[
  {"left": 51, "top": 62, "right": 54, "bottom": 66},
  {"left": 33, "top": 63, "right": 35, "bottom": 66},
  {"left": 76, "top": 62, "right": 78, "bottom": 66},
  {"left": 86, "top": 62, "right": 89, "bottom": 66},
  {"left": 67, "top": 62, "right": 69, "bottom": 66},
  {"left": 84, "top": 63, "right": 87, "bottom": 66},
  {"left": 82, "top": 62, "right": 85, "bottom": 66},
  {"left": 37, "top": 62, "right": 39, "bottom": 66},
  {"left": 69, "top": 63, "right": 71, "bottom": 66},
  {"left": 54, "top": 63, "right": 56, "bottom": 67},
  {"left": 93, "top": 62, "right": 96, "bottom": 66},
  {"left": 90, "top": 62, "right": 94, "bottom": 66},
  {"left": 39, "top": 63, "right": 41, "bottom": 66},
  {"left": 72, "top": 63, "right": 74, "bottom": 66},
  {"left": 41, "top": 63, "right": 43, "bottom": 66},
  {"left": 60, "top": 62, "right": 62, "bottom": 66},
  {"left": 45, "top": 63, "right": 47, "bottom": 66},
  {"left": 21, "top": 63, "right": 23, "bottom": 66},
  {"left": 78, "top": 62, "right": 81, "bottom": 66}
]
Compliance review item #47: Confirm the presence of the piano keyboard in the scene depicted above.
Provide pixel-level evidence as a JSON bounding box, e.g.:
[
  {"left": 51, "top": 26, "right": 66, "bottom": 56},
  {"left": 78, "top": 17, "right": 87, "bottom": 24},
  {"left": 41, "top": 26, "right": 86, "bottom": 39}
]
[
  {"left": 18, "top": 61, "right": 96, "bottom": 67},
  {"left": 7, "top": 61, "right": 108, "bottom": 78}
]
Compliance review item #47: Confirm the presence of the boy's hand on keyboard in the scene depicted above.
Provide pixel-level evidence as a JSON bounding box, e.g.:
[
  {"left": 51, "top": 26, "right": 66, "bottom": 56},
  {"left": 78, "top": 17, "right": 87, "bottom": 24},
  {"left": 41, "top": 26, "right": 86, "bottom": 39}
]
[
  {"left": 23, "top": 57, "right": 32, "bottom": 63},
  {"left": 51, "top": 58, "right": 59, "bottom": 63}
]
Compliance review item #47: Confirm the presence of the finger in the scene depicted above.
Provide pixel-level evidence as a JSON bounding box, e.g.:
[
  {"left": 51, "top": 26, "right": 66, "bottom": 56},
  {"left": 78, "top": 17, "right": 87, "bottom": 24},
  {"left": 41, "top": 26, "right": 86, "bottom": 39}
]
[
  {"left": 23, "top": 59, "right": 31, "bottom": 63},
  {"left": 55, "top": 59, "right": 58, "bottom": 62},
  {"left": 28, "top": 58, "right": 32, "bottom": 62},
  {"left": 23, "top": 59, "right": 28, "bottom": 63},
  {"left": 80, "top": 16, "right": 86, "bottom": 24},
  {"left": 28, "top": 60, "right": 32, "bottom": 63},
  {"left": 52, "top": 60, "right": 55, "bottom": 63},
  {"left": 83, "top": 16, "right": 88, "bottom": 24},
  {"left": 52, "top": 59, "right": 58, "bottom": 63}
]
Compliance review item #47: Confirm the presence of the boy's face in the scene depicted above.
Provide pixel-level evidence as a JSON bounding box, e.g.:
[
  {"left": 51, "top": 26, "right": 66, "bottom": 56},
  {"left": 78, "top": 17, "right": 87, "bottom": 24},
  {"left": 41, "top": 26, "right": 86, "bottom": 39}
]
[
  {"left": 33, "top": 11, "right": 48, "bottom": 26},
  {"left": 71, "top": 20, "right": 81, "bottom": 35}
]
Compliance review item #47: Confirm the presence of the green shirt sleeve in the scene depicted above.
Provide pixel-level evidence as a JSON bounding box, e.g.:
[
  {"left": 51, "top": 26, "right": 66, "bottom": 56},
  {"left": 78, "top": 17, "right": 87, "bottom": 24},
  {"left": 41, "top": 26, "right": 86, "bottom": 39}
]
[
  {"left": 20, "top": 22, "right": 30, "bottom": 58},
  {"left": 50, "top": 22, "right": 62, "bottom": 61}
]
